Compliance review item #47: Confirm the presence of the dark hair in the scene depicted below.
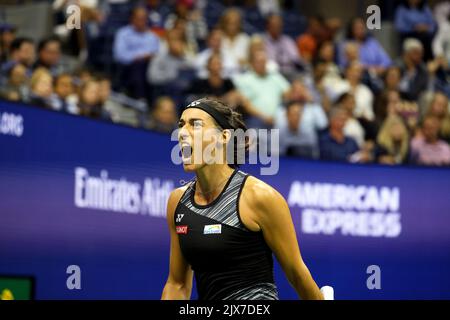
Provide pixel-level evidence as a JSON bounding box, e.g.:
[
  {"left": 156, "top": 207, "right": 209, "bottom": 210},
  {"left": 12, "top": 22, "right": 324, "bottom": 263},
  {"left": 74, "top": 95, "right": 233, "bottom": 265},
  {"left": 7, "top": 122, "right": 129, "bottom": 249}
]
[
  {"left": 129, "top": 6, "right": 147, "bottom": 20},
  {"left": 195, "top": 97, "right": 249, "bottom": 168},
  {"left": 10, "top": 37, "right": 33, "bottom": 53},
  {"left": 37, "top": 36, "right": 60, "bottom": 53},
  {"left": 345, "top": 17, "right": 369, "bottom": 41},
  {"left": 265, "top": 13, "right": 282, "bottom": 27},
  {"left": 402, "top": 0, "right": 426, "bottom": 10},
  {"left": 284, "top": 100, "right": 304, "bottom": 111},
  {"left": 335, "top": 92, "right": 354, "bottom": 105}
]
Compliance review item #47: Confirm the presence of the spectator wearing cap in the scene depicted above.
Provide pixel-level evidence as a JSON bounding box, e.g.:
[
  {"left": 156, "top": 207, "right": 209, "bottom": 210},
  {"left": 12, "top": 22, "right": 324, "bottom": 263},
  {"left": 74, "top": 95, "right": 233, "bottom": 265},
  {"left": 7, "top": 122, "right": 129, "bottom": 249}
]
[
  {"left": 113, "top": 6, "right": 160, "bottom": 99},
  {"left": 319, "top": 107, "right": 361, "bottom": 162},
  {"left": 274, "top": 100, "right": 328, "bottom": 159},
  {"left": 396, "top": 38, "right": 429, "bottom": 101},
  {"left": 410, "top": 115, "right": 450, "bottom": 166},
  {"left": 263, "top": 13, "right": 304, "bottom": 79},
  {"left": 395, "top": 0, "right": 436, "bottom": 62}
]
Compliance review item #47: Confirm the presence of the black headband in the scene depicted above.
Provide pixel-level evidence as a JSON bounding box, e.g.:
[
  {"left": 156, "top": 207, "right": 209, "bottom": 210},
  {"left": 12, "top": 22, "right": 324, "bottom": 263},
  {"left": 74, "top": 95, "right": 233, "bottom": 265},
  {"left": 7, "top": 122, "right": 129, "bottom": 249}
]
[{"left": 184, "top": 101, "right": 232, "bottom": 129}]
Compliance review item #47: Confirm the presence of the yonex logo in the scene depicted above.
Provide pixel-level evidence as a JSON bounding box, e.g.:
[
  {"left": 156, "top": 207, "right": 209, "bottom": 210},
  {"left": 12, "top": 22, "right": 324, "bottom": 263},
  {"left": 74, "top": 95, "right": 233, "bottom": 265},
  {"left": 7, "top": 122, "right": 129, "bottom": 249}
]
[{"left": 176, "top": 214, "right": 184, "bottom": 223}]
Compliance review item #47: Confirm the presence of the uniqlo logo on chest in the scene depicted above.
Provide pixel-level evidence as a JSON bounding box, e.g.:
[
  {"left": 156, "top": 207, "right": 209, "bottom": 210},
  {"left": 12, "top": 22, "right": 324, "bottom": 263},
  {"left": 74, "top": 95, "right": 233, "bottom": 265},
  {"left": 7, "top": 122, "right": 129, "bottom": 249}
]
[{"left": 176, "top": 225, "right": 188, "bottom": 234}]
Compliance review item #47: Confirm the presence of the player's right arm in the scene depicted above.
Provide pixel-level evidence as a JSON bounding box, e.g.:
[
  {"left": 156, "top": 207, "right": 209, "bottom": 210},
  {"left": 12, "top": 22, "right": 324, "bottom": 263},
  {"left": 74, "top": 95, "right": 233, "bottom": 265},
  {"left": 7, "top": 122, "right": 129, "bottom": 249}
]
[{"left": 161, "top": 187, "right": 193, "bottom": 300}]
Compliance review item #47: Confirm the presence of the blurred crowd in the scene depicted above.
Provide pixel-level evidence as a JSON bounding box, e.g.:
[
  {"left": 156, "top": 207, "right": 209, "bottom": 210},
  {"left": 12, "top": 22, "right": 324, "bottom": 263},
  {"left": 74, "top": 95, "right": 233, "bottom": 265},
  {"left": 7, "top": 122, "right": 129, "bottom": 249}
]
[{"left": 1, "top": 0, "right": 450, "bottom": 166}]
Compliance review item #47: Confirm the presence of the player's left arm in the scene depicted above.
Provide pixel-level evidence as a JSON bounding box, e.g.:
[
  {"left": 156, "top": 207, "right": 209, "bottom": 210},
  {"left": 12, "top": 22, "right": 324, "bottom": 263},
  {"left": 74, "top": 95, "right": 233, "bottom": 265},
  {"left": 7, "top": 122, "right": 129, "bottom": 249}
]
[{"left": 241, "top": 177, "right": 324, "bottom": 300}]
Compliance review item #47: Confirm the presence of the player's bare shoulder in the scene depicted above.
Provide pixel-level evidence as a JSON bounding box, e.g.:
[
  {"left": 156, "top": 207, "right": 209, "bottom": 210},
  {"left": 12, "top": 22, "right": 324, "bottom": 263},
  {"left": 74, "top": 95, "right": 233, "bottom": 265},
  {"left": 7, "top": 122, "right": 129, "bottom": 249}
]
[
  {"left": 167, "top": 184, "right": 189, "bottom": 222},
  {"left": 242, "top": 175, "right": 285, "bottom": 207},
  {"left": 239, "top": 175, "right": 287, "bottom": 230}
]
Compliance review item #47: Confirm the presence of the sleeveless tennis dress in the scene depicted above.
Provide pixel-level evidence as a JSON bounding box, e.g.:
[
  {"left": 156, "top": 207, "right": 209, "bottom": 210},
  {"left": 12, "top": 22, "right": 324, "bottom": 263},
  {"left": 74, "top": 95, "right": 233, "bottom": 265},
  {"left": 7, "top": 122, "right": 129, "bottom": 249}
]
[{"left": 174, "top": 169, "right": 279, "bottom": 300}]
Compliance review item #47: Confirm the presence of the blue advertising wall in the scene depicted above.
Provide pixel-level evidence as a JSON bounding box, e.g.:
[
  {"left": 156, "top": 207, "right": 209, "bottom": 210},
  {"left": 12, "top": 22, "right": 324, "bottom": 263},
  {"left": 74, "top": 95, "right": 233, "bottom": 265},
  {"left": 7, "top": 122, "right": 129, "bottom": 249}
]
[{"left": 1, "top": 100, "right": 450, "bottom": 299}]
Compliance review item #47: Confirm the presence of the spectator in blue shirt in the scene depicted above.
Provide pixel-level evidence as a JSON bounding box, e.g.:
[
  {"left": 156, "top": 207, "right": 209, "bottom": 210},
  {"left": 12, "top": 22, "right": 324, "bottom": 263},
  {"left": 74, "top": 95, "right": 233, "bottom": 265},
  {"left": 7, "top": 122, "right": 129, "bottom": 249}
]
[
  {"left": 113, "top": 6, "right": 160, "bottom": 100},
  {"left": 338, "top": 17, "right": 392, "bottom": 73},
  {"left": 319, "top": 107, "right": 360, "bottom": 162},
  {"left": 274, "top": 100, "right": 328, "bottom": 159},
  {"left": 395, "top": 0, "right": 436, "bottom": 61}
]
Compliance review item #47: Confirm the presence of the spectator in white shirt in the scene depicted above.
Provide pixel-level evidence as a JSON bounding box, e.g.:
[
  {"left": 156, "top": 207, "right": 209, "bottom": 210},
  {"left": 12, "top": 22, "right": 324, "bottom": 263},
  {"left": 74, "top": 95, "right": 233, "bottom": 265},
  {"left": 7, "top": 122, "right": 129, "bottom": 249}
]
[{"left": 219, "top": 8, "right": 250, "bottom": 72}]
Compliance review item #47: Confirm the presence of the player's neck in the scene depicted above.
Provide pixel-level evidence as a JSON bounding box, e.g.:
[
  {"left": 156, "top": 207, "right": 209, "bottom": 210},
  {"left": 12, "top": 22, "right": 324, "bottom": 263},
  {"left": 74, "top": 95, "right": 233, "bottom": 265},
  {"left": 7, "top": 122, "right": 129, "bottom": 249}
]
[{"left": 195, "top": 164, "right": 235, "bottom": 201}]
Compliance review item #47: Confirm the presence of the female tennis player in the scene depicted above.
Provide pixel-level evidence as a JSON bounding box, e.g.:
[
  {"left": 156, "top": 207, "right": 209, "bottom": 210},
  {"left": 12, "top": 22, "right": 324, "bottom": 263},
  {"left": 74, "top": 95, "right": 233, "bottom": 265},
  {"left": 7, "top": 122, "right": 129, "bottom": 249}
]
[{"left": 161, "top": 98, "right": 323, "bottom": 300}]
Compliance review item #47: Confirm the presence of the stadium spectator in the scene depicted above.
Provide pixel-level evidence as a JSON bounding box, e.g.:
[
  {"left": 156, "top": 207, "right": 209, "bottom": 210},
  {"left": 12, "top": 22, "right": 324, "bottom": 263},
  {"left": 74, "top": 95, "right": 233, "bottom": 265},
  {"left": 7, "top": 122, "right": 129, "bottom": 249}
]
[
  {"left": 342, "top": 42, "right": 360, "bottom": 68},
  {"left": 263, "top": 13, "right": 303, "bottom": 78},
  {"left": 274, "top": 100, "right": 328, "bottom": 158},
  {"left": 194, "top": 28, "right": 237, "bottom": 79},
  {"left": 219, "top": 8, "right": 250, "bottom": 71},
  {"left": 188, "top": 53, "right": 236, "bottom": 99},
  {"left": 247, "top": 35, "right": 279, "bottom": 73},
  {"left": 0, "top": 24, "right": 16, "bottom": 63},
  {"left": 338, "top": 17, "right": 391, "bottom": 73},
  {"left": 396, "top": 38, "right": 429, "bottom": 101},
  {"left": 432, "top": 1, "right": 450, "bottom": 63},
  {"left": 147, "top": 29, "right": 195, "bottom": 103},
  {"left": 425, "top": 92, "right": 450, "bottom": 143},
  {"left": 113, "top": 6, "right": 160, "bottom": 99},
  {"left": 319, "top": 107, "right": 360, "bottom": 162},
  {"left": 395, "top": 0, "right": 436, "bottom": 62},
  {"left": 336, "top": 92, "right": 366, "bottom": 148},
  {"left": 375, "top": 115, "right": 410, "bottom": 165},
  {"left": 52, "top": 0, "right": 103, "bottom": 59},
  {"left": 78, "top": 79, "right": 110, "bottom": 120},
  {"left": 410, "top": 115, "right": 450, "bottom": 165},
  {"left": 335, "top": 61, "right": 375, "bottom": 121},
  {"left": 0, "top": 63, "right": 28, "bottom": 102},
  {"left": 164, "top": 0, "right": 208, "bottom": 50},
  {"left": 168, "top": 17, "right": 199, "bottom": 59},
  {"left": 33, "top": 37, "right": 64, "bottom": 76},
  {"left": 27, "top": 68, "right": 58, "bottom": 110},
  {"left": 314, "top": 41, "right": 341, "bottom": 86},
  {"left": 307, "top": 63, "right": 333, "bottom": 111},
  {"left": 233, "top": 50, "right": 290, "bottom": 128},
  {"left": 382, "top": 66, "right": 402, "bottom": 92},
  {"left": 53, "top": 73, "right": 79, "bottom": 114},
  {"left": 1, "top": 37, "right": 35, "bottom": 75},
  {"left": 144, "top": 96, "right": 178, "bottom": 133},
  {"left": 375, "top": 89, "right": 403, "bottom": 126},
  {"left": 296, "top": 16, "right": 326, "bottom": 63},
  {"left": 427, "top": 53, "right": 450, "bottom": 97},
  {"left": 144, "top": 0, "right": 172, "bottom": 37}
]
